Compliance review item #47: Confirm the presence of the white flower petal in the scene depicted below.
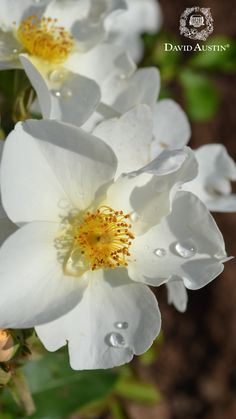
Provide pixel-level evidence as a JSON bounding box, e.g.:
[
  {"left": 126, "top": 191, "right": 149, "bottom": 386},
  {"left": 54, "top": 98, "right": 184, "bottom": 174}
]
[
  {"left": 0, "top": 0, "right": 41, "bottom": 29},
  {"left": 0, "top": 31, "right": 22, "bottom": 69},
  {"left": 106, "top": 0, "right": 162, "bottom": 36},
  {"left": 20, "top": 54, "right": 101, "bottom": 127},
  {"left": 93, "top": 105, "right": 153, "bottom": 175},
  {"left": 151, "top": 99, "right": 191, "bottom": 156},
  {"left": 0, "top": 222, "right": 87, "bottom": 328},
  {"left": 111, "top": 67, "right": 160, "bottom": 113},
  {"left": 43, "top": 0, "right": 90, "bottom": 31},
  {"left": 106, "top": 148, "right": 198, "bottom": 234},
  {"left": 72, "top": 0, "right": 127, "bottom": 50},
  {"left": 1, "top": 119, "right": 117, "bottom": 223},
  {"left": 113, "top": 33, "right": 144, "bottom": 63},
  {"left": 129, "top": 191, "right": 227, "bottom": 289},
  {"left": 106, "top": 0, "right": 162, "bottom": 62},
  {"left": 36, "top": 269, "right": 161, "bottom": 370},
  {"left": 166, "top": 276, "right": 188, "bottom": 313},
  {"left": 185, "top": 144, "right": 236, "bottom": 212},
  {"left": 66, "top": 44, "right": 134, "bottom": 85},
  {"left": 0, "top": 194, "right": 17, "bottom": 247}
]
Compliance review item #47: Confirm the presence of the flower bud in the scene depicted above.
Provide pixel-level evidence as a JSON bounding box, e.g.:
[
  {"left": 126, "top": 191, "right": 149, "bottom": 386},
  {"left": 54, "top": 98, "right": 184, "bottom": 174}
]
[{"left": 0, "top": 329, "right": 16, "bottom": 362}]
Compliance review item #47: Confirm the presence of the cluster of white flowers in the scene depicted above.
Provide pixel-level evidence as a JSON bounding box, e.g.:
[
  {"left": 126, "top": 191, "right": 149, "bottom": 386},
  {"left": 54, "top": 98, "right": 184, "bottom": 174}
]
[{"left": 0, "top": 0, "right": 234, "bottom": 370}]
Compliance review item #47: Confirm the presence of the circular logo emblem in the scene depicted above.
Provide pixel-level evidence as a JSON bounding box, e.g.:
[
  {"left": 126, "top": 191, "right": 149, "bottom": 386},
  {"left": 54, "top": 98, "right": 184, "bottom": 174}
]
[{"left": 180, "top": 7, "right": 214, "bottom": 41}]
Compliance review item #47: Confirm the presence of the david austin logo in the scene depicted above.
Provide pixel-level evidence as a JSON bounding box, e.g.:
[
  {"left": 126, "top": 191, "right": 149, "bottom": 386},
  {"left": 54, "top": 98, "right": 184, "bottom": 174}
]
[
  {"left": 179, "top": 7, "right": 214, "bottom": 41},
  {"left": 164, "top": 6, "right": 230, "bottom": 53}
]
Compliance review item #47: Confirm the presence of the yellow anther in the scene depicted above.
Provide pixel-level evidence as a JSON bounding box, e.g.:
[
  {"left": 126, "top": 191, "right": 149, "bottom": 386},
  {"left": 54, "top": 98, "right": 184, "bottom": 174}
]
[
  {"left": 73, "top": 206, "right": 135, "bottom": 271},
  {"left": 17, "top": 15, "right": 74, "bottom": 63}
]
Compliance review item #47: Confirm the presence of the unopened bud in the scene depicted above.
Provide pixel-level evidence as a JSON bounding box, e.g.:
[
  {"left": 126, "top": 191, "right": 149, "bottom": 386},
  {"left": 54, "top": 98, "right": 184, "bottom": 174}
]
[{"left": 0, "top": 329, "right": 16, "bottom": 362}]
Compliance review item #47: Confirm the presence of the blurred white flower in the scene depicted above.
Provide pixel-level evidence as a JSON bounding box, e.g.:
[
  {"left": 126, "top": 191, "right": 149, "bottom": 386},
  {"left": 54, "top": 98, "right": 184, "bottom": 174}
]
[
  {"left": 106, "top": 0, "right": 162, "bottom": 62},
  {"left": 0, "top": 119, "right": 227, "bottom": 369},
  {"left": 83, "top": 66, "right": 190, "bottom": 141},
  {"left": 184, "top": 144, "right": 236, "bottom": 212},
  {"left": 0, "top": 0, "right": 133, "bottom": 126}
]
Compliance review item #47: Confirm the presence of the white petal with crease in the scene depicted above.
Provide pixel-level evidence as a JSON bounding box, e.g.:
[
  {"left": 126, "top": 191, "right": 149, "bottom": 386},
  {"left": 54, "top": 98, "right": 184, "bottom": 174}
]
[{"left": 36, "top": 269, "right": 161, "bottom": 370}]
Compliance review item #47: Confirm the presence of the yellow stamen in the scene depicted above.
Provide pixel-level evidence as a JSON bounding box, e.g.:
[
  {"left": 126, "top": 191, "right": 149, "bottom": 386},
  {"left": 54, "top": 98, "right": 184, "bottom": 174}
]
[
  {"left": 17, "top": 15, "right": 74, "bottom": 64},
  {"left": 66, "top": 206, "right": 135, "bottom": 274}
]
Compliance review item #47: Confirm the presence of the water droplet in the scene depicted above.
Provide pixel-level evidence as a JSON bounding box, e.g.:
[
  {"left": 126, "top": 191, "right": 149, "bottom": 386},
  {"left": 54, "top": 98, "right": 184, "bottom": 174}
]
[
  {"left": 130, "top": 212, "right": 139, "bottom": 223},
  {"left": 154, "top": 248, "right": 166, "bottom": 257},
  {"left": 115, "top": 322, "right": 128, "bottom": 330},
  {"left": 63, "top": 249, "right": 87, "bottom": 276},
  {"left": 119, "top": 73, "right": 127, "bottom": 80},
  {"left": 12, "top": 48, "right": 19, "bottom": 55},
  {"left": 61, "top": 87, "right": 72, "bottom": 98},
  {"left": 175, "top": 240, "right": 197, "bottom": 259},
  {"left": 52, "top": 90, "right": 61, "bottom": 98},
  {"left": 49, "top": 69, "right": 66, "bottom": 83},
  {"left": 106, "top": 332, "right": 125, "bottom": 348}
]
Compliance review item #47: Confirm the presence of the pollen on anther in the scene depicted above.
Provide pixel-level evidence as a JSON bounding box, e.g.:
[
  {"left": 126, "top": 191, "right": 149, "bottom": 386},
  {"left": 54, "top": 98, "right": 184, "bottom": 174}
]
[
  {"left": 17, "top": 15, "right": 74, "bottom": 64},
  {"left": 73, "top": 206, "right": 135, "bottom": 271}
]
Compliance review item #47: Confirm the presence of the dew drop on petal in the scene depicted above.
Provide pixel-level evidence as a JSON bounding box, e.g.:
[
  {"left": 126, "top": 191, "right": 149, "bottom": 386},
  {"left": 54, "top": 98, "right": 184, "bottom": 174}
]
[
  {"left": 115, "top": 322, "right": 128, "bottom": 330},
  {"left": 61, "top": 87, "right": 73, "bottom": 98},
  {"left": 130, "top": 212, "right": 139, "bottom": 223},
  {"left": 175, "top": 240, "right": 197, "bottom": 259},
  {"left": 49, "top": 69, "right": 66, "bottom": 83},
  {"left": 154, "top": 248, "right": 166, "bottom": 257},
  {"left": 106, "top": 332, "right": 126, "bottom": 348},
  {"left": 119, "top": 73, "right": 127, "bottom": 80},
  {"left": 52, "top": 90, "right": 61, "bottom": 98}
]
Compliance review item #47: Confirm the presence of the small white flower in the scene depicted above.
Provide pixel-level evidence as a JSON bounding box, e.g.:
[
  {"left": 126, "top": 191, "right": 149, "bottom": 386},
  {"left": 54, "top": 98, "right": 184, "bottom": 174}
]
[
  {"left": 92, "top": 105, "right": 233, "bottom": 313},
  {"left": 106, "top": 0, "right": 163, "bottom": 63},
  {"left": 184, "top": 144, "right": 236, "bottom": 212},
  {"left": 0, "top": 0, "right": 131, "bottom": 126},
  {"left": 0, "top": 119, "right": 228, "bottom": 369}
]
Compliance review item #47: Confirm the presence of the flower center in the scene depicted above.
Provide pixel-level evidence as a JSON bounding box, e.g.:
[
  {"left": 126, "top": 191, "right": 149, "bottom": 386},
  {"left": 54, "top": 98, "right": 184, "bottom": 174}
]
[
  {"left": 63, "top": 206, "right": 135, "bottom": 276},
  {"left": 17, "top": 15, "right": 74, "bottom": 64}
]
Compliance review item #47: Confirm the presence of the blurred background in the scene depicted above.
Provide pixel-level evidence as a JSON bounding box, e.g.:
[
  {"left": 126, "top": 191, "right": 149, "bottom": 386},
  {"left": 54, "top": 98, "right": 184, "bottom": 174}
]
[
  {"left": 0, "top": 0, "right": 236, "bottom": 418},
  {"left": 140, "top": 0, "right": 236, "bottom": 418}
]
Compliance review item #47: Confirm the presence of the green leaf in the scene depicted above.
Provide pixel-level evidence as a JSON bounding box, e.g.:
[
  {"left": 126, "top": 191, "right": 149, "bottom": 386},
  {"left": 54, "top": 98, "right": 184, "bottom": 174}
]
[
  {"left": 179, "top": 69, "right": 220, "bottom": 121},
  {"left": 189, "top": 36, "right": 236, "bottom": 72},
  {"left": 0, "top": 367, "right": 12, "bottom": 386},
  {"left": 142, "top": 32, "right": 181, "bottom": 81},
  {"left": 2, "top": 351, "right": 118, "bottom": 418},
  {"left": 115, "top": 378, "right": 161, "bottom": 404}
]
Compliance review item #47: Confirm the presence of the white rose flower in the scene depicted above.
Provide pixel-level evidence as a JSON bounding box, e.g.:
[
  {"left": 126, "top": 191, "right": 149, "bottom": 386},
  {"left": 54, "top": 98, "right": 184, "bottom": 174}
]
[
  {"left": 93, "top": 104, "right": 233, "bottom": 313},
  {"left": 106, "top": 0, "right": 163, "bottom": 62},
  {"left": 0, "top": 0, "right": 133, "bottom": 126},
  {"left": 0, "top": 119, "right": 228, "bottom": 369}
]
